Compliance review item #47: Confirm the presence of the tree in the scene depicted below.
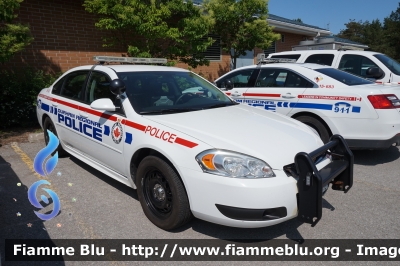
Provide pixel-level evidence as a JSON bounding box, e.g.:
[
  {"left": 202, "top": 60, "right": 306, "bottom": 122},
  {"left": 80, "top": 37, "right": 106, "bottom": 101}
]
[
  {"left": 0, "top": 0, "right": 33, "bottom": 63},
  {"left": 384, "top": 2, "right": 400, "bottom": 61},
  {"left": 293, "top": 18, "right": 303, "bottom": 23},
  {"left": 337, "top": 2, "right": 400, "bottom": 61},
  {"left": 204, "top": 0, "right": 280, "bottom": 69},
  {"left": 337, "top": 19, "right": 365, "bottom": 44},
  {"left": 84, "top": 0, "right": 213, "bottom": 68}
]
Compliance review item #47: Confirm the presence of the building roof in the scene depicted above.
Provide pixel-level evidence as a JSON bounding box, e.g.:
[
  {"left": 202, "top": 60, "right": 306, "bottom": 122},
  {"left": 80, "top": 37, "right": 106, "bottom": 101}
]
[
  {"left": 267, "top": 14, "right": 331, "bottom": 37},
  {"left": 268, "top": 14, "right": 327, "bottom": 31}
]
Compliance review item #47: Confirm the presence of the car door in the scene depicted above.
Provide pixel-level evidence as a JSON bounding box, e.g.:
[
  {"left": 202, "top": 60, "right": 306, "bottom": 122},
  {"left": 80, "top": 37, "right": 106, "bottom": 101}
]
[
  {"left": 52, "top": 70, "right": 89, "bottom": 150},
  {"left": 80, "top": 70, "right": 126, "bottom": 174},
  {"left": 337, "top": 54, "right": 386, "bottom": 81},
  {"left": 215, "top": 68, "right": 259, "bottom": 103},
  {"left": 243, "top": 68, "right": 314, "bottom": 115}
]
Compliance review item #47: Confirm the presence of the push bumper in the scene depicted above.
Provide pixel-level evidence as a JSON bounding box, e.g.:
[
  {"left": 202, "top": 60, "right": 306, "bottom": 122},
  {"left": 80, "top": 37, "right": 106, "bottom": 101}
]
[{"left": 294, "top": 134, "right": 353, "bottom": 226}]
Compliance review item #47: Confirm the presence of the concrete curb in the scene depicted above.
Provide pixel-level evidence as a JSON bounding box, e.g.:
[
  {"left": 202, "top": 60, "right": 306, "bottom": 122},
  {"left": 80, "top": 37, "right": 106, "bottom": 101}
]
[{"left": 28, "top": 133, "right": 44, "bottom": 143}]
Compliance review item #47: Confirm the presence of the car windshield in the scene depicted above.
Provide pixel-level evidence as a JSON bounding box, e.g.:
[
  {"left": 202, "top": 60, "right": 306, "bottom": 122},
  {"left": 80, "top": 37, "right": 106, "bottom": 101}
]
[
  {"left": 314, "top": 68, "right": 373, "bottom": 86},
  {"left": 374, "top": 54, "right": 400, "bottom": 75},
  {"left": 117, "top": 71, "right": 236, "bottom": 115}
]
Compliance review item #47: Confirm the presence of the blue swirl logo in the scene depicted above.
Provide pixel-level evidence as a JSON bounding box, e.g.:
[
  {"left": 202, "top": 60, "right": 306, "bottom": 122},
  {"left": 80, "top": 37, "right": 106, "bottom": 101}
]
[{"left": 28, "top": 130, "right": 61, "bottom": 220}]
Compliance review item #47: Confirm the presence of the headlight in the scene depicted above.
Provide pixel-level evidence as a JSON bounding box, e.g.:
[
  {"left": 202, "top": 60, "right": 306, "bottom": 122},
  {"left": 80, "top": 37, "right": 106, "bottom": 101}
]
[{"left": 195, "top": 150, "right": 275, "bottom": 178}]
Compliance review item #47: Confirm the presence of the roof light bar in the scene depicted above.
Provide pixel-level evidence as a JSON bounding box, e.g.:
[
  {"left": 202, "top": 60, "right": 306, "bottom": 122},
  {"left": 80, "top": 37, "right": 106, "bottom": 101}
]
[
  {"left": 256, "top": 54, "right": 296, "bottom": 65},
  {"left": 93, "top": 56, "right": 167, "bottom": 64},
  {"left": 258, "top": 58, "right": 297, "bottom": 64}
]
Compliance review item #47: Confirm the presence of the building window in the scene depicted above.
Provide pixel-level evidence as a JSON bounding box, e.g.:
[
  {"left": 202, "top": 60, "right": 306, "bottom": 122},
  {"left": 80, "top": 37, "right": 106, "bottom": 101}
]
[
  {"left": 200, "top": 34, "right": 221, "bottom": 61},
  {"left": 264, "top": 41, "right": 276, "bottom": 57},
  {"left": 281, "top": 34, "right": 285, "bottom": 43}
]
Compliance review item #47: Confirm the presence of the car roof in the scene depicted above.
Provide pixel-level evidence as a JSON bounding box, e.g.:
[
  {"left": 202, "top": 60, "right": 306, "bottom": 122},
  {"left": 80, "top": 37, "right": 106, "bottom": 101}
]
[
  {"left": 229, "top": 63, "right": 332, "bottom": 71},
  {"left": 102, "top": 65, "right": 188, "bottom": 72},
  {"left": 270, "top": 50, "right": 383, "bottom": 56},
  {"left": 67, "top": 65, "right": 189, "bottom": 73},
  {"left": 260, "top": 63, "right": 330, "bottom": 70}
]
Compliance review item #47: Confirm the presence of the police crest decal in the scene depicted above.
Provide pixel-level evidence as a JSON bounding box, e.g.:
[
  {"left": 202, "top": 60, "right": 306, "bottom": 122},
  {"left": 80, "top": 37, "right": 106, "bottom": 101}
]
[{"left": 111, "top": 121, "right": 123, "bottom": 144}]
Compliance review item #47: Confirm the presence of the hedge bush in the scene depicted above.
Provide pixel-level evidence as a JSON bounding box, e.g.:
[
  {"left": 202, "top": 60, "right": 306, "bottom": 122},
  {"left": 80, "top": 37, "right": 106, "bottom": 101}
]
[{"left": 0, "top": 68, "right": 59, "bottom": 129}]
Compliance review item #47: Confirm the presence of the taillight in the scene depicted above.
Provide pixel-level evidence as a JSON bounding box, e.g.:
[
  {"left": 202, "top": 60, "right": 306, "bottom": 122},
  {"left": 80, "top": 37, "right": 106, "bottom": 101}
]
[{"left": 367, "top": 94, "right": 400, "bottom": 109}]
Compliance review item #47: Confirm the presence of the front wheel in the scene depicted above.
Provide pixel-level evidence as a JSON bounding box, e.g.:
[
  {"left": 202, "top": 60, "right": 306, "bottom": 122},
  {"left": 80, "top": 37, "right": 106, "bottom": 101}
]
[
  {"left": 295, "top": 116, "right": 330, "bottom": 144},
  {"left": 136, "top": 156, "right": 192, "bottom": 230}
]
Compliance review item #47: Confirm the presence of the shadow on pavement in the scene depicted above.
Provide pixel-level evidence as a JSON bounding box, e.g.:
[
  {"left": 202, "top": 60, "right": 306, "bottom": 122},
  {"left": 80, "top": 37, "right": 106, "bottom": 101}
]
[
  {"left": 353, "top": 146, "right": 400, "bottom": 166},
  {"left": 0, "top": 155, "right": 65, "bottom": 266},
  {"left": 69, "top": 156, "right": 138, "bottom": 200}
]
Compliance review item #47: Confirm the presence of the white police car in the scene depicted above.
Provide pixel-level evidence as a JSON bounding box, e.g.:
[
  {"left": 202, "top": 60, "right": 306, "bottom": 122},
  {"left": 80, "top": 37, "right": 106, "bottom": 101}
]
[
  {"left": 215, "top": 58, "right": 400, "bottom": 149},
  {"left": 36, "top": 56, "right": 353, "bottom": 230}
]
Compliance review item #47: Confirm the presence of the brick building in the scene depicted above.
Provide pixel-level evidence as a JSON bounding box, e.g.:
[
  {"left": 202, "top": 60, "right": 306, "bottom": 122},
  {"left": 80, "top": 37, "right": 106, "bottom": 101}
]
[{"left": 9, "top": 0, "right": 331, "bottom": 81}]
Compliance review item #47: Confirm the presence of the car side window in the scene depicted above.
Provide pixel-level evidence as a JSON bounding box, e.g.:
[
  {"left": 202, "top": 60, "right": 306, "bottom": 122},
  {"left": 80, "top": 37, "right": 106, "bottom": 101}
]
[
  {"left": 255, "top": 69, "right": 313, "bottom": 88},
  {"left": 60, "top": 71, "right": 88, "bottom": 101},
  {"left": 304, "top": 54, "right": 334, "bottom": 66},
  {"left": 52, "top": 77, "right": 64, "bottom": 95},
  {"left": 85, "top": 71, "right": 124, "bottom": 115},
  {"left": 339, "top": 54, "right": 379, "bottom": 78},
  {"left": 216, "top": 69, "right": 254, "bottom": 90},
  {"left": 85, "top": 71, "right": 114, "bottom": 104}
]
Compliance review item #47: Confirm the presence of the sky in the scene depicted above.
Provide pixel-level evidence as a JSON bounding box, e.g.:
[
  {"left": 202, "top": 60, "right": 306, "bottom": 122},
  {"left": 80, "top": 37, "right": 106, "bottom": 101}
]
[{"left": 268, "top": 0, "right": 399, "bottom": 35}]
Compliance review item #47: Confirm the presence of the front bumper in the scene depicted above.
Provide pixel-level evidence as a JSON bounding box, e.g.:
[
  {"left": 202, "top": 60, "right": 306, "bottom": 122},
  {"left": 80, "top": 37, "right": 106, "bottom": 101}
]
[{"left": 180, "top": 135, "right": 353, "bottom": 228}]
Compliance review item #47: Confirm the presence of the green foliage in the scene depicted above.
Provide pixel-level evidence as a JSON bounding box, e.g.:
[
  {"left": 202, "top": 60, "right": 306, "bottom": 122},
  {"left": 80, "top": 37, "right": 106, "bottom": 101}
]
[
  {"left": 0, "top": 0, "right": 33, "bottom": 63},
  {"left": 84, "top": 0, "right": 213, "bottom": 68},
  {"left": 384, "top": 3, "right": 400, "bottom": 61},
  {"left": 337, "top": 2, "right": 400, "bottom": 61},
  {"left": 204, "top": 0, "right": 280, "bottom": 69},
  {"left": 0, "top": 69, "right": 58, "bottom": 128}
]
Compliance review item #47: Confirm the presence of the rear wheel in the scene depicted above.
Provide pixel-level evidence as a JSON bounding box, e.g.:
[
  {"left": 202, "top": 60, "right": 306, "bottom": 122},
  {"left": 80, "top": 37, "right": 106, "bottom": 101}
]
[
  {"left": 136, "top": 156, "right": 192, "bottom": 230},
  {"left": 295, "top": 116, "right": 330, "bottom": 144},
  {"left": 43, "top": 117, "right": 67, "bottom": 157}
]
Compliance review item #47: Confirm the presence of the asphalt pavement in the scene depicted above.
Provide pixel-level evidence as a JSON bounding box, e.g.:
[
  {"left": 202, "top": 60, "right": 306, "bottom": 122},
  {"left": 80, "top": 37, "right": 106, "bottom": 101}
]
[{"left": 1, "top": 138, "right": 400, "bottom": 266}]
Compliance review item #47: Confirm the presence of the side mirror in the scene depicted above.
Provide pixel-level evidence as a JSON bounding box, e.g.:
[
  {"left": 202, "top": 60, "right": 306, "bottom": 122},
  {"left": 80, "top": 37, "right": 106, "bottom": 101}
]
[
  {"left": 90, "top": 98, "right": 116, "bottom": 111},
  {"left": 109, "top": 79, "right": 126, "bottom": 95},
  {"left": 366, "top": 67, "right": 384, "bottom": 79},
  {"left": 225, "top": 79, "right": 233, "bottom": 90}
]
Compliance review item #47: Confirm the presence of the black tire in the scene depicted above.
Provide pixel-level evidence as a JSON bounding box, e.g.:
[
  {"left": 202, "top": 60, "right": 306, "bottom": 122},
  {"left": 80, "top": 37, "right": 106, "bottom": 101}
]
[
  {"left": 43, "top": 117, "right": 67, "bottom": 157},
  {"left": 136, "top": 156, "right": 192, "bottom": 230},
  {"left": 295, "top": 116, "right": 330, "bottom": 144}
]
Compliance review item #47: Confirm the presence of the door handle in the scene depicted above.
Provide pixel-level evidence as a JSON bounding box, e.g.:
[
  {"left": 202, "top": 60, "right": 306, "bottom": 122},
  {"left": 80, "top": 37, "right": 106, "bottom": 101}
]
[
  {"left": 231, "top": 92, "right": 242, "bottom": 97},
  {"left": 282, "top": 94, "right": 296, "bottom": 99},
  {"left": 52, "top": 103, "right": 58, "bottom": 107}
]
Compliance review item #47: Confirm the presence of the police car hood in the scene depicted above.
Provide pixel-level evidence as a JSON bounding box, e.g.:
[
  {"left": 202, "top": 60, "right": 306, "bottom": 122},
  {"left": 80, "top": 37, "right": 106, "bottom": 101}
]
[{"left": 144, "top": 104, "right": 323, "bottom": 168}]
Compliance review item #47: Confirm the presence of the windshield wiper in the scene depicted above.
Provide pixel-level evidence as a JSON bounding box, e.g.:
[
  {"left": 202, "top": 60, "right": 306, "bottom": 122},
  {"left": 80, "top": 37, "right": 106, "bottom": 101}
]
[
  {"left": 205, "top": 102, "right": 239, "bottom": 109},
  {"left": 139, "top": 108, "right": 200, "bottom": 115}
]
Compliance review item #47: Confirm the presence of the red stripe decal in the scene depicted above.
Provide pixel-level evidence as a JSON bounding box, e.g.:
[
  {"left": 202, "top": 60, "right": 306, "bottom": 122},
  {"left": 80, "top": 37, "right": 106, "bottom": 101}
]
[
  {"left": 174, "top": 137, "right": 198, "bottom": 148},
  {"left": 53, "top": 98, "right": 81, "bottom": 110},
  {"left": 225, "top": 92, "right": 231, "bottom": 96},
  {"left": 40, "top": 94, "right": 194, "bottom": 146},
  {"left": 39, "top": 94, "right": 53, "bottom": 100},
  {"left": 125, "top": 120, "right": 146, "bottom": 131},
  {"left": 242, "top": 93, "right": 281, "bottom": 97}
]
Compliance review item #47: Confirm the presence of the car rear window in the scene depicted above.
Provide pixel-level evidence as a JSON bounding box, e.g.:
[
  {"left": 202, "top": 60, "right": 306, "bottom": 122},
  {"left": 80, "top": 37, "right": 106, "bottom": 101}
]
[
  {"left": 304, "top": 54, "right": 334, "bottom": 66},
  {"left": 315, "top": 68, "right": 373, "bottom": 86},
  {"left": 271, "top": 54, "right": 301, "bottom": 60}
]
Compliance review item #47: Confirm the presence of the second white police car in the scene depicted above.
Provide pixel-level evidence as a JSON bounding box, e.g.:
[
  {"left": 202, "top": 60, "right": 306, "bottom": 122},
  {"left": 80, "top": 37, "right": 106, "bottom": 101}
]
[
  {"left": 215, "top": 57, "right": 400, "bottom": 149},
  {"left": 36, "top": 56, "right": 353, "bottom": 230}
]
